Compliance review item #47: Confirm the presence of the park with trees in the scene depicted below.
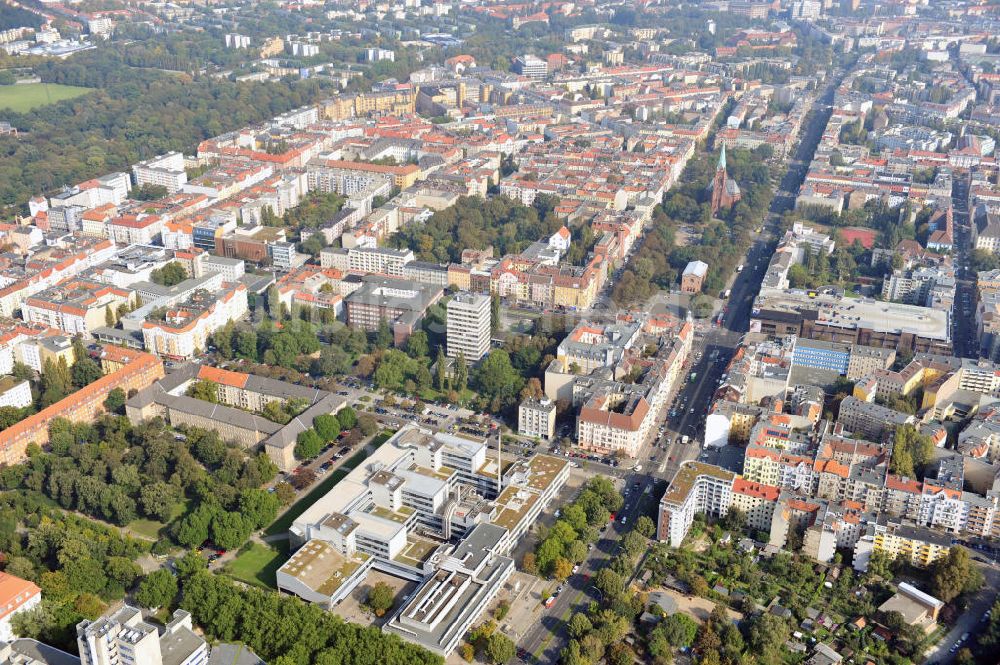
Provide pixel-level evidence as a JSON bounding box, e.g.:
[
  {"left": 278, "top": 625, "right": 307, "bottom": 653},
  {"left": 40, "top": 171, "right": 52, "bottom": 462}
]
[{"left": 612, "top": 144, "right": 777, "bottom": 306}]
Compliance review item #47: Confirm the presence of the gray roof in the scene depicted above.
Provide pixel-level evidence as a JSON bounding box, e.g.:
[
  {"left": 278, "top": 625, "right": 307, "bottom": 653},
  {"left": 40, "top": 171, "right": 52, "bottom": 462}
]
[
  {"left": 157, "top": 362, "right": 328, "bottom": 404},
  {"left": 346, "top": 276, "right": 443, "bottom": 312},
  {"left": 206, "top": 644, "right": 265, "bottom": 665},
  {"left": 159, "top": 626, "right": 206, "bottom": 665},
  {"left": 0, "top": 639, "right": 81, "bottom": 665},
  {"left": 128, "top": 387, "right": 283, "bottom": 436}
]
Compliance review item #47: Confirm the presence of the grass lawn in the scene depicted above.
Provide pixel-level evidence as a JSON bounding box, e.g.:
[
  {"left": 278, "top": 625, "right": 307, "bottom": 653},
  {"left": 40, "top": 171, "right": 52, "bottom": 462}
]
[
  {"left": 263, "top": 430, "right": 395, "bottom": 537},
  {"left": 225, "top": 541, "right": 289, "bottom": 589},
  {"left": 128, "top": 518, "right": 166, "bottom": 541},
  {"left": 0, "top": 83, "right": 92, "bottom": 113},
  {"left": 127, "top": 500, "right": 190, "bottom": 541}
]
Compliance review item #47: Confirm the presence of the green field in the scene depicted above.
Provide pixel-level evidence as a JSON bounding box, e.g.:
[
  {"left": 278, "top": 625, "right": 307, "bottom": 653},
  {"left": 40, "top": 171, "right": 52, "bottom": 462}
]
[
  {"left": 127, "top": 500, "right": 191, "bottom": 541},
  {"left": 0, "top": 83, "right": 92, "bottom": 113},
  {"left": 225, "top": 541, "right": 289, "bottom": 589}
]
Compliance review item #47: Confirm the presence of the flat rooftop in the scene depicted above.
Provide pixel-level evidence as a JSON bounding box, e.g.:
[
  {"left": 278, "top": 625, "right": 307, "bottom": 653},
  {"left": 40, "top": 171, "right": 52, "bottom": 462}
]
[
  {"left": 392, "top": 535, "right": 441, "bottom": 568},
  {"left": 278, "top": 539, "right": 369, "bottom": 598},
  {"left": 660, "top": 461, "right": 735, "bottom": 508},
  {"left": 755, "top": 289, "right": 951, "bottom": 341},
  {"left": 492, "top": 486, "right": 541, "bottom": 532}
]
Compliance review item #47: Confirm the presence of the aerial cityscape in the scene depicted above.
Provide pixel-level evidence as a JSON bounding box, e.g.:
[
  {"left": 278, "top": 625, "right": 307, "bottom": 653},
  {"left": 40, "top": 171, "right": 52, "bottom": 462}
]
[{"left": 0, "top": 0, "right": 999, "bottom": 664}]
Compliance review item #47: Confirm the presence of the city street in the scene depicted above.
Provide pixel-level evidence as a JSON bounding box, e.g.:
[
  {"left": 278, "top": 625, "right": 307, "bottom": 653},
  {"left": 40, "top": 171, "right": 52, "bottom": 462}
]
[
  {"left": 513, "top": 68, "right": 843, "bottom": 662},
  {"left": 951, "top": 175, "right": 979, "bottom": 359},
  {"left": 515, "top": 472, "right": 663, "bottom": 663}
]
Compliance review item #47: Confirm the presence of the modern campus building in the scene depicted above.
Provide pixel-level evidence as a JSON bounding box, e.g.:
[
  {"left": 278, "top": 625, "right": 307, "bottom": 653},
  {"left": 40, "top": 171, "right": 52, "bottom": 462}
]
[{"left": 277, "top": 425, "right": 570, "bottom": 656}]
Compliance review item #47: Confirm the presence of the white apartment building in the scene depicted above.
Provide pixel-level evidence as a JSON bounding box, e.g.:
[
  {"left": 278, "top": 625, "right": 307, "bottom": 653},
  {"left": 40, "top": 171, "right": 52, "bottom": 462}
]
[
  {"left": 77, "top": 606, "right": 207, "bottom": 665},
  {"left": 657, "top": 462, "right": 736, "bottom": 547},
  {"left": 132, "top": 152, "right": 187, "bottom": 194},
  {"left": 320, "top": 246, "right": 415, "bottom": 276},
  {"left": 447, "top": 292, "right": 491, "bottom": 361},
  {"left": 269, "top": 241, "right": 300, "bottom": 272},
  {"left": 141, "top": 284, "right": 248, "bottom": 359},
  {"left": 0, "top": 378, "right": 32, "bottom": 410},
  {"left": 518, "top": 397, "right": 556, "bottom": 440},
  {"left": 197, "top": 254, "right": 246, "bottom": 283}
]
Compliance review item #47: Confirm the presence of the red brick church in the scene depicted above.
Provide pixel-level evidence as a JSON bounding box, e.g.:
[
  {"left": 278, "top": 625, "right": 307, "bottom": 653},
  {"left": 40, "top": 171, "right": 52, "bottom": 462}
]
[{"left": 707, "top": 144, "right": 741, "bottom": 215}]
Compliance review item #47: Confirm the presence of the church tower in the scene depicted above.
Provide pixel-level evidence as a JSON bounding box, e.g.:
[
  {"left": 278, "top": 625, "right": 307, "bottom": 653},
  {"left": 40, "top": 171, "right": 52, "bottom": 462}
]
[{"left": 708, "top": 144, "right": 741, "bottom": 215}]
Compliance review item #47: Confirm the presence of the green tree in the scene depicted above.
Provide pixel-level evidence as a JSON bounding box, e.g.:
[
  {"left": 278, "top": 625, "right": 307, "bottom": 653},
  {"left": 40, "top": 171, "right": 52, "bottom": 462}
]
[
  {"left": 294, "top": 429, "right": 323, "bottom": 460},
  {"left": 567, "top": 612, "right": 593, "bottom": 639},
  {"left": 375, "top": 318, "right": 394, "bottom": 349},
  {"left": 634, "top": 515, "right": 655, "bottom": 538},
  {"left": 366, "top": 581, "right": 395, "bottom": 617},
  {"left": 337, "top": 407, "right": 357, "bottom": 430},
  {"left": 593, "top": 568, "right": 624, "bottom": 598},
  {"left": 473, "top": 350, "right": 523, "bottom": 411},
  {"left": 210, "top": 511, "right": 250, "bottom": 550},
  {"left": 238, "top": 489, "right": 280, "bottom": 530},
  {"left": 931, "top": 547, "right": 982, "bottom": 603},
  {"left": 150, "top": 262, "right": 188, "bottom": 287},
  {"left": 313, "top": 414, "right": 341, "bottom": 442},
  {"left": 491, "top": 292, "right": 501, "bottom": 332},
  {"left": 890, "top": 424, "right": 935, "bottom": 478},
  {"left": 103, "top": 387, "right": 127, "bottom": 414},
  {"left": 358, "top": 413, "right": 379, "bottom": 437},
  {"left": 186, "top": 380, "right": 219, "bottom": 403},
  {"left": 485, "top": 633, "right": 515, "bottom": 665},
  {"left": 105, "top": 557, "right": 142, "bottom": 589},
  {"left": 266, "top": 285, "right": 282, "bottom": 320},
  {"left": 435, "top": 345, "right": 448, "bottom": 391},
  {"left": 454, "top": 351, "right": 468, "bottom": 393},
  {"left": 39, "top": 357, "right": 73, "bottom": 407},
  {"left": 405, "top": 330, "right": 429, "bottom": 358},
  {"left": 565, "top": 540, "right": 588, "bottom": 564},
  {"left": 661, "top": 612, "right": 698, "bottom": 647},
  {"left": 136, "top": 570, "right": 178, "bottom": 609},
  {"left": 71, "top": 355, "right": 103, "bottom": 388},
  {"left": 620, "top": 531, "right": 645, "bottom": 559},
  {"left": 139, "top": 482, "right": 179, "bottom": 522},
  {"left": 174, "top": 503, "right": 219, "bottom": 548}
]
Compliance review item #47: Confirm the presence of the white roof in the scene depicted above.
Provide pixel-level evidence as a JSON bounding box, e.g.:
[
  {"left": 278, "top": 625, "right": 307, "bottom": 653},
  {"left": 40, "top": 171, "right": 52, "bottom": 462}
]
[{"left": 683, "top": 261, "right": 709, "bottom": 277}]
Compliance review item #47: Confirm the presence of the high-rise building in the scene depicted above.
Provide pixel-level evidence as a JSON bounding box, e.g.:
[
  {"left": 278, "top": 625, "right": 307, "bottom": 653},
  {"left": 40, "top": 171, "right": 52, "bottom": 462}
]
[
  {"left": 513, "top": 55, "right": 548, "bottom": 80},
  {"left": 77, "top": 606, "right": 207, "bottom": 665},
  {"left": 447, "top": 293, "right": 491, "bottom": 361}
]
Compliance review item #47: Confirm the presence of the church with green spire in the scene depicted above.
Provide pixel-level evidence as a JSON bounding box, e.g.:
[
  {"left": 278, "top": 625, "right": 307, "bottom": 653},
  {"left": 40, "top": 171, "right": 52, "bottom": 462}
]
[{"left": 707, "top": 144, "right": 741, "bottom": 215}]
